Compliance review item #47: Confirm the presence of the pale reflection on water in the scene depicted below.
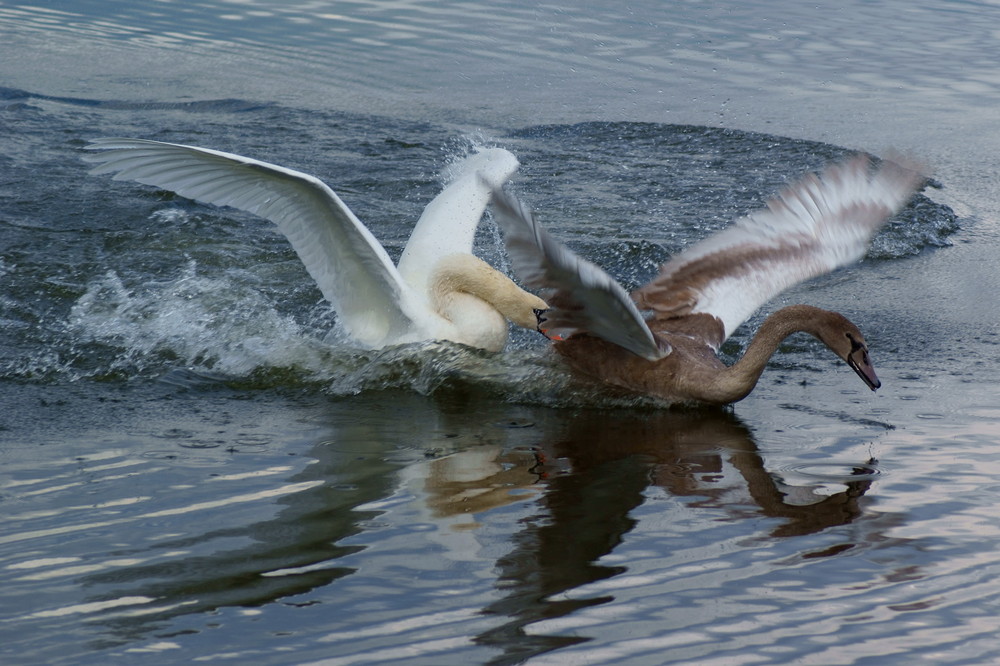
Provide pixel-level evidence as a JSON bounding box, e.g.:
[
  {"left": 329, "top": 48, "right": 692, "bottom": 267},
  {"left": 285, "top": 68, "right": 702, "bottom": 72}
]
[
  {"left": 4, "top": 0, "right": 1000, "bottom": 663},
  {"left": 8, "top": 399, "right": 895, "bottom": 664}
]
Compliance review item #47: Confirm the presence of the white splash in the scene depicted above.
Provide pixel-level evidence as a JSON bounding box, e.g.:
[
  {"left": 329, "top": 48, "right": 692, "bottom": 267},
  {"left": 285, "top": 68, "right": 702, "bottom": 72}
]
[{"left": 67, "top": 261, "right": 340, "bottom": 377}]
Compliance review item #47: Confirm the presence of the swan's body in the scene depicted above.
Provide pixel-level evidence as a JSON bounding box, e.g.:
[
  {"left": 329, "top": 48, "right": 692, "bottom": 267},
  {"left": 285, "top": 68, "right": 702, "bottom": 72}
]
[
  {"left": 489, "top": 154, "right": 924, "bottom": 405},
  {"left": 84, "top": 138, "right": 546, "bottom": 351}
]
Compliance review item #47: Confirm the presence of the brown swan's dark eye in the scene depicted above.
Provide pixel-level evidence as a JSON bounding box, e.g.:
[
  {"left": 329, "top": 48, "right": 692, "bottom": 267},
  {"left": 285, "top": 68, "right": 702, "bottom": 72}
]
[{"left": 846, "top": 332, "right": 865, "bottom": 353}]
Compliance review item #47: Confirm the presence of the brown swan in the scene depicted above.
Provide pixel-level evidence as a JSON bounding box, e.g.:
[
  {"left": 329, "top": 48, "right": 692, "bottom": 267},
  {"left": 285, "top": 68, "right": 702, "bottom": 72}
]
[{"left": 488, "top": 154, "right": 924, "bottom": 405}]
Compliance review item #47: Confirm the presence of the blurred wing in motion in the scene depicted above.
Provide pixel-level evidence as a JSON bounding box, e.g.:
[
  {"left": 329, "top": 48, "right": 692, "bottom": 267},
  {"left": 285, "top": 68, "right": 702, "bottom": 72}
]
[
  {"left": 489, "top": 185, "right": 668, "bottom": 361},
  {"left": 634, "top": 154, "right": 924, "bottom": 348}
]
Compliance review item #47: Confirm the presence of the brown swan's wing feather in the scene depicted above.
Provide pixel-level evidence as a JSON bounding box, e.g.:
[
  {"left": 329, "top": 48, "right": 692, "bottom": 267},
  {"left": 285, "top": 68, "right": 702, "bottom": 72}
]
[
  {"left": 488, "top": 185, "right": 669, "bottom": 361},
  {"left": 634, "top": 154, "right": 924, "bottom": 348}
]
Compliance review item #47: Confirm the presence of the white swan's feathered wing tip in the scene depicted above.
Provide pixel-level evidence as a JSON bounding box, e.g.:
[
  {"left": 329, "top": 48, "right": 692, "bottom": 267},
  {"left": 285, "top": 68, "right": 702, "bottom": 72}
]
[
  {"left": 635, "top": 152, "right": 926, "bottom": 343},
  {"left": 445, "top": 147, "right": 520, "bottom": 189},
  {"left": 83, "top": 137, "right": 420, "bottom": 349},
  {"left": 488, "top": 183, "right": 668, "bottom": 361},
  {"left": 396, "top": 147, "right": 519, "bottom": 289}
]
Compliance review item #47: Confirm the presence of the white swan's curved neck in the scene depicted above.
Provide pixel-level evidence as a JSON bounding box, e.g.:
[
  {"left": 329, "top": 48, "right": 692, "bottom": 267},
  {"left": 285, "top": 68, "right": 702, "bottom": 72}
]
[{"left": 430, "top": 254, "right": 546, "bottom": 330}]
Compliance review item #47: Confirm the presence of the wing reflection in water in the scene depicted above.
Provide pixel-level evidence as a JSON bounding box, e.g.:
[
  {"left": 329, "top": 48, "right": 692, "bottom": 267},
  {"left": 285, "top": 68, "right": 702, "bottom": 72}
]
[
  {"left": 65, "top": 397, "right": 885, "bottom": 660},
  {"left": 71, "top": 443, "right": 404, "bottom": 647}
]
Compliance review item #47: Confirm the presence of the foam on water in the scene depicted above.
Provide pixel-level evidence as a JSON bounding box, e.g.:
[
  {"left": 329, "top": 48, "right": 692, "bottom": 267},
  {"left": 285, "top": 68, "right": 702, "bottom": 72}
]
[{"left": 66, "top": 264, "right": 339, "bottom": 379}]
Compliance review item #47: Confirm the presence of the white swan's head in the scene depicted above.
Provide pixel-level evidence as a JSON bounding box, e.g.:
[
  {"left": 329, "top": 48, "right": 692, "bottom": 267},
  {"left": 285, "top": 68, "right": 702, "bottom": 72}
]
[
  {"left": 430, "top": 254, "right": 548, "bottom": 334},
  {"left": 500, "top": 293, "right": 549, "bottom": 331}
]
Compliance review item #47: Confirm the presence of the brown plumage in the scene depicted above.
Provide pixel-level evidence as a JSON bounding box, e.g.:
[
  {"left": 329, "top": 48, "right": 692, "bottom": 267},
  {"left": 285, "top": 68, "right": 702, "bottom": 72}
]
[{"left": 488, "top": 154, "right": 924, "bottom": 406}]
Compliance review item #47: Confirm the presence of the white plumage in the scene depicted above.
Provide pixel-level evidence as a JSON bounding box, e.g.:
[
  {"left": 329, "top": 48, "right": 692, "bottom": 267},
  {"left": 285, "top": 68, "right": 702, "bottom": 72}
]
[{"left": 85, "top": 138, "right": 542, "bottom": 351}]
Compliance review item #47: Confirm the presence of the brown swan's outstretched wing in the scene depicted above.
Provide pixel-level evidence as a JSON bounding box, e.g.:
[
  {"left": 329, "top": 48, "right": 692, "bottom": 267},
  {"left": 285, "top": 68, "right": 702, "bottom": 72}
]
[
  {"left": 634, "top": 154, "right": 924, "bottom": 349},
  {"left": 488, "top": 185, "right": 669, "bottom": 361}
]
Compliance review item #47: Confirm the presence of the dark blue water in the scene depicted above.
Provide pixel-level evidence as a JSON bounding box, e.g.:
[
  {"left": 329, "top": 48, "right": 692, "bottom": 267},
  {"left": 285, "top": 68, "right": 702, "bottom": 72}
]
[{"left": 3, "top": 1, "right": 1000, "bottom": 664}]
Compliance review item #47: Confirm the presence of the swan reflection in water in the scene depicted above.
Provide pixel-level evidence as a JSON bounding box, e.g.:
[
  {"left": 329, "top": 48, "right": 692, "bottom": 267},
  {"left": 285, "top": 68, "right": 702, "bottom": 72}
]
[
  {"left": 424, "top": 409, "right": 878, "bottom": 537},
  {"left": 72, "top": 399, "right": 893, "bottom": 657},
  {"left": 416, "top": 408, "right": 886, "bottom": 661}
]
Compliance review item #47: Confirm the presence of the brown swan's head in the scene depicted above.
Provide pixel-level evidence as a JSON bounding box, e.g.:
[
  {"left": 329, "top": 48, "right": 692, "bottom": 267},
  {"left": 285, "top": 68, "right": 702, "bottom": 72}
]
[
  {"left": 844, "top": 331, "right": 880, "bottom": 391},
  {"left": 816, "top": 312, "right": 880, "bottom": 391}
]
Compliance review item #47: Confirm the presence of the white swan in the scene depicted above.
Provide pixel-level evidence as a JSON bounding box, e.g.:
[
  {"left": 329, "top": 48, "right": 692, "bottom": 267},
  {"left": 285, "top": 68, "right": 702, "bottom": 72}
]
[
  {"left": 488, "top": 154, "right": 924, "bottom": 405},
  {"left": 84, "top": 139, "right": 547, "bottom": 351}
]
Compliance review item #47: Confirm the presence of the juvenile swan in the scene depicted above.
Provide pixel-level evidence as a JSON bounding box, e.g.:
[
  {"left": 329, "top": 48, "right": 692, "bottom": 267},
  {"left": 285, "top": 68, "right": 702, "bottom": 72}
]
[
  {"left": 489, "top": 154, "right": 924, "bottom": 405},
  {"left": 84, "top": 139, "right": 547, "bottom": 351}
]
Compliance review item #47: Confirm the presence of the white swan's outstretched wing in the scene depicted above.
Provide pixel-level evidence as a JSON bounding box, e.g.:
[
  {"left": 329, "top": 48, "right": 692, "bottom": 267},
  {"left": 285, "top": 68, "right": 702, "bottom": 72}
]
[
  {"left": 634, "top": 154, "right": 924, "bottom": 347},
  {"left": 84, "top": 137, "right": 418, "bottom": 347},
  {"left": 489, "top": 185, "right": 668, "bottom": 361},
  {"left": 397, "top": 148, "right": 519, "bottom": 292}
]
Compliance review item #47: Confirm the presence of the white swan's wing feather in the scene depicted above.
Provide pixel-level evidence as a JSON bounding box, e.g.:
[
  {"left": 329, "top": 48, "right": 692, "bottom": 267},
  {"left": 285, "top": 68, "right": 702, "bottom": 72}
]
[
  {"left": 635, "top": 154, "right": 924, "bottom": 346},
  {"left": 489, "top": 185, "right": 668, "bottom": 361},
  {"left": 397, "top": 148, "right": 519, "bottom": 292},
  {"left": 84, "top": 138, "right": 418, "bottom": 347}
]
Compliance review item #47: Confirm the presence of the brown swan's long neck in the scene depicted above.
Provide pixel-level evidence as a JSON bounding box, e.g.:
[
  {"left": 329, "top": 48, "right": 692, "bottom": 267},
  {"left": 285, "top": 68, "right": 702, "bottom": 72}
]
[{"left": 710, "top": 305, "right": 830, "bottom": 403}]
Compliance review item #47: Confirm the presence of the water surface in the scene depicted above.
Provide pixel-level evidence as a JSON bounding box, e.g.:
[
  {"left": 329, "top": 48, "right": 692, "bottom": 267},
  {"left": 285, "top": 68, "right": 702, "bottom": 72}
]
[{"left": 3, "top": 1, "right": 1000, "bottom": 664}]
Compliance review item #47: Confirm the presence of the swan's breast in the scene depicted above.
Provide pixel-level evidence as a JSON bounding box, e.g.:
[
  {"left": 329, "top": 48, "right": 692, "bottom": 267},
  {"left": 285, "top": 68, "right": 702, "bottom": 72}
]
[{"left": 436, "top": 292, "right": 509, "bottom": 352}]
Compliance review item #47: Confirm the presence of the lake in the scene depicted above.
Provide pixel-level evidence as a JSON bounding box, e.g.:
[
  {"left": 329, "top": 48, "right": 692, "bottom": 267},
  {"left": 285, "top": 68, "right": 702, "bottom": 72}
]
[{"left": 3, "top": 1, "right": 1000, "bottom": 663}]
